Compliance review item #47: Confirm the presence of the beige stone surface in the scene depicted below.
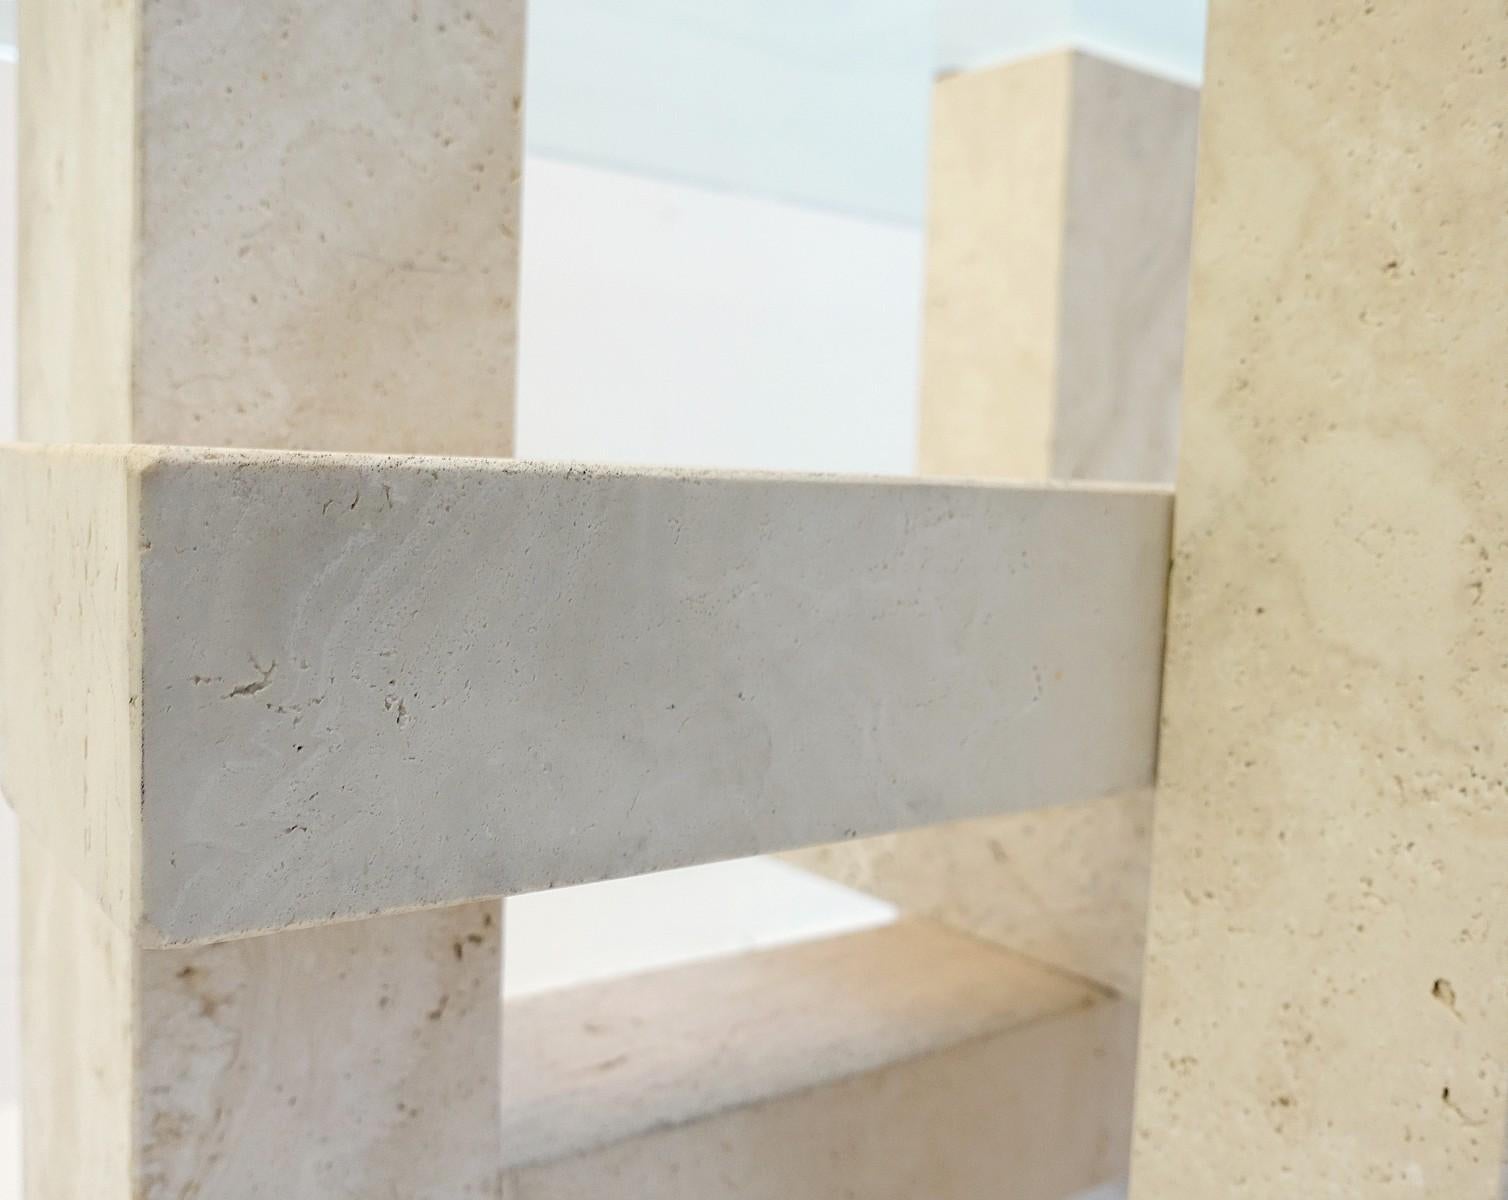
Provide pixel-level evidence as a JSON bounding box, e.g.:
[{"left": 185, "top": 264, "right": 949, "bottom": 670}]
[
  {"left": 500, "top": 920, "right": 1136, "bottom": 1199},
  {"left": 1131, "top": 2, "right": 1508, "bottom": 1196},
  {"left": 137, "top": 898, "right": 503, "bottom": 1198},
  {"left": 789, "top": 788, "right": 1152, "bottom": 996},
  {"left": 1054, "top": 54, "right": 1199, "bottom": 484},
  {"left": 1, "top": 443, "right": 1171, "bottom": 944},
  {"left": 793, "top": 51, "right": 1195, "bottom": 1001},
  {"left": 920, "top": 52, "right": 1071, "bottom": 481},
  {"left": 20, "top": 852, "right": 133, "bottom": 1200},
  {"left": 20, "top": 0, "right": 523, "bottom": 455},
  {"left": 918, "top": 50, "right": 1197, "bottom": 489},
  {"left": 18, "top": 0, "right": 135, "bottom": 444},
  {"left": 20, "top": 847, "right": 502, "bottom": 1199},
  {"left": 13, "top": 5, "right": 524, "bottom": 1193},
  {"left": 0, "top": 447, "right": 141, "bottom": 934}
]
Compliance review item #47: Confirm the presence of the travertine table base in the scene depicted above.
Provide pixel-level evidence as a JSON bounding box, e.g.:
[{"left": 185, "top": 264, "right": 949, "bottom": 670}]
[{"left": 5, "top": 1, "right": 1174, "bottom": 1197}]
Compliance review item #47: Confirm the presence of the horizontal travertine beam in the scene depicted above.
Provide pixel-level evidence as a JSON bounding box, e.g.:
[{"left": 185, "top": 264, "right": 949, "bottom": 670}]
[
  {"left": 0, "top": 444, "right": 1171, "bottom": 944},
  {"left": 500, "top": 919, "right": 1136, "bottom": 1199},
  {"left": 787, "top": 788, "right": 1154, "bottom": 996}
]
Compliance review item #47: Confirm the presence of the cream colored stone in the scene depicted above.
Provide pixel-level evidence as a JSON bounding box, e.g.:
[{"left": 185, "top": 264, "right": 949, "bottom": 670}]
[
  {"left": 0, "top": 448, "right": 140, "bottom": 931},
  {"left": 920, "top": 52, "right": 1070, "bottom": 482},
  {"left": 20, "top": 0, "right": 522, "bottom": 455},
  {"left": 137, "top": 898, "right": 503, "bottom": 1198},
  {"left": 14, "top": 5, "right": 524, "bottom": 1194},
  {"left": 1131, "top": 2, "right": 1508, "bottom": 1196},
  {"left": 790, "top": 789, "right": 1151, "bottom": 996},
  {"left": 21, "top": 849, "right": 501, "bottom": 1199},
  {"left": 500, "top": 919, "right": 1136, "bottom": 1199},
  {"left": 1053, "top": 53, "right": 1199, "bottom": 484},
  {"left": 18, "top": 0, "right": 135, "bottom": 445},
  {"left": 9, "top": 14, "right": 1170, "bottom": 1200},
  {"left": 1, "top": 443, "right": 1171, "bottom": 944},
  {"left": 20, "top": 852, "right": 133, "bottom": 1199},
  {"left": 919, "top": 50, "right": 1197, "bottom": 488},
  {"left": 792, "top": 50, "right": 1197, "bottom": 999}
]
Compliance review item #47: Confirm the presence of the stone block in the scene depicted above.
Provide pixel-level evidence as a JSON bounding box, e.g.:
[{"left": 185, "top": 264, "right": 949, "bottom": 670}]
[
  {"left": 499, "top": 919, "right": 1136, "bottom": 1199},
  {"left": 1, "top": 444, "right": 1171, "bottom": 944}
]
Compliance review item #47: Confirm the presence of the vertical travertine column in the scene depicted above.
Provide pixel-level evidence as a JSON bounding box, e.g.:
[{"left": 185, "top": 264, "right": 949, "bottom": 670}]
[
  {"left": 23, "top": 857, "right": 504, "bottom": 1200},
  {"left": 791, "top": 49, "right": 1198, "bottom": 997},
  {"left": 17, "top": 0, "right": 523, "bottom": 1194},
  {"left": 23, "top": 0, "right": 521, "bottom": 455},
  {"left": 1132, "top": 2, "right": 1508, "bottom": 1196},
  {"left": 919, "top": 49, "right": 1196, "bottom": 490}
]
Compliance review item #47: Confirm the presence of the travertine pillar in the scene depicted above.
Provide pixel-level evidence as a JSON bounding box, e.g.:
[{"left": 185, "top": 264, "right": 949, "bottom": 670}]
[
  {"left": 791, "top": 49, "right": 1198, "bottom": 997},
  {"left": 919, "top": 49, "right": 1196, "bottom": 489},
  {"left": 22, "top": 0, "right": 520, "bottom": 455},
  {"left": 16, "top": 0, "right": 523, "bottom": 1194},
  {"left": 1131, "top": 2, "right": 1508, "bottom": 1195},
  {"left": 23, "top": 855, "right": 503, "bottom": 1199}
]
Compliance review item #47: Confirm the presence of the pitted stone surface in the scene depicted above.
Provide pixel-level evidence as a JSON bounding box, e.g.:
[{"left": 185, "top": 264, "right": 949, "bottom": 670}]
[
  {"left": 0, "top": 445, "right": 1171, "bottom": 943},
  {"left": 1132, "top": 1, "right": 1508, "bottom": 1194},
  {"left": 21, "top": 0, "right": 523, "bottom": 456}
]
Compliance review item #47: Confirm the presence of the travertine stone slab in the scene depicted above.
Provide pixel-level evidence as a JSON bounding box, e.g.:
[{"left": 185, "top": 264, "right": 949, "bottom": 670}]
[
  {"left": 21, "top": 0, "right": 522, "bottom": 455},
  {"left": 500, "top": 919, "right": 1136, "bottom": 1199},
  {"left": 21, "top": 850, "right": 501, "bottom": 1199},
  {"left": 1131, "top": 1, "right": 1508, "bottom": 1195},
  {"left": 0, "top": 444, "right": 1171, "bottom": 944}
]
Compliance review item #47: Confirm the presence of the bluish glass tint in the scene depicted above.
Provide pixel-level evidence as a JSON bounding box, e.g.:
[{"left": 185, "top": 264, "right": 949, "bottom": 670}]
[
  {"left": 525, "top": 0, "right": 936, "bottom": 224},
  {"left": 0, "top": 0, "right": 1206, "bottom": 218}
]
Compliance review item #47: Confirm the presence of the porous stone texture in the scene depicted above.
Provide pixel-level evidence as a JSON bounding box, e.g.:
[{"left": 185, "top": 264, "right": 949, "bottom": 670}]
[
  {"left": 499, "top": 920, "right": 1136, "bottom": 1199},
  {"left": 20, "top": 853, "right": 133, "bottom": 1200},
  {"left": 790, "top": 789, "right": 1152, "bottom": 996},
  {"left": 21, "top": 0, "right": 523, "bottom": 455},
  {"left": 0, "top": 444, "right": 1172, "bottom": 943},
  {"left": 18, "top": 0, "right": 135, "bottom": 445},
  {"left": 1053, "top": 53, "right": 1199, "bottom": 484},
  {"left": 791, "top": 50, "right": 1196, "bottom": 1000},
  {"left": 919, "top": 51, "right": 1070, "bottom": 482},
  {"left": 13, "top": 4, "right": 524, "bottom": 1193},
  {"left": 20, "top": 850, "right": 502, "bottom": 1200},
  {"left": 1131, "top": 1, "right": 1508, "bottom": 1195},
  {"left": 919, "top": 50, "right": 1198, "bottom": 487},
  {"left": 138, "top": 899, "right": 503, "bottom": 1198},
  {"left": 0, "top": 448, "right": 140, "bottom": 933}
]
